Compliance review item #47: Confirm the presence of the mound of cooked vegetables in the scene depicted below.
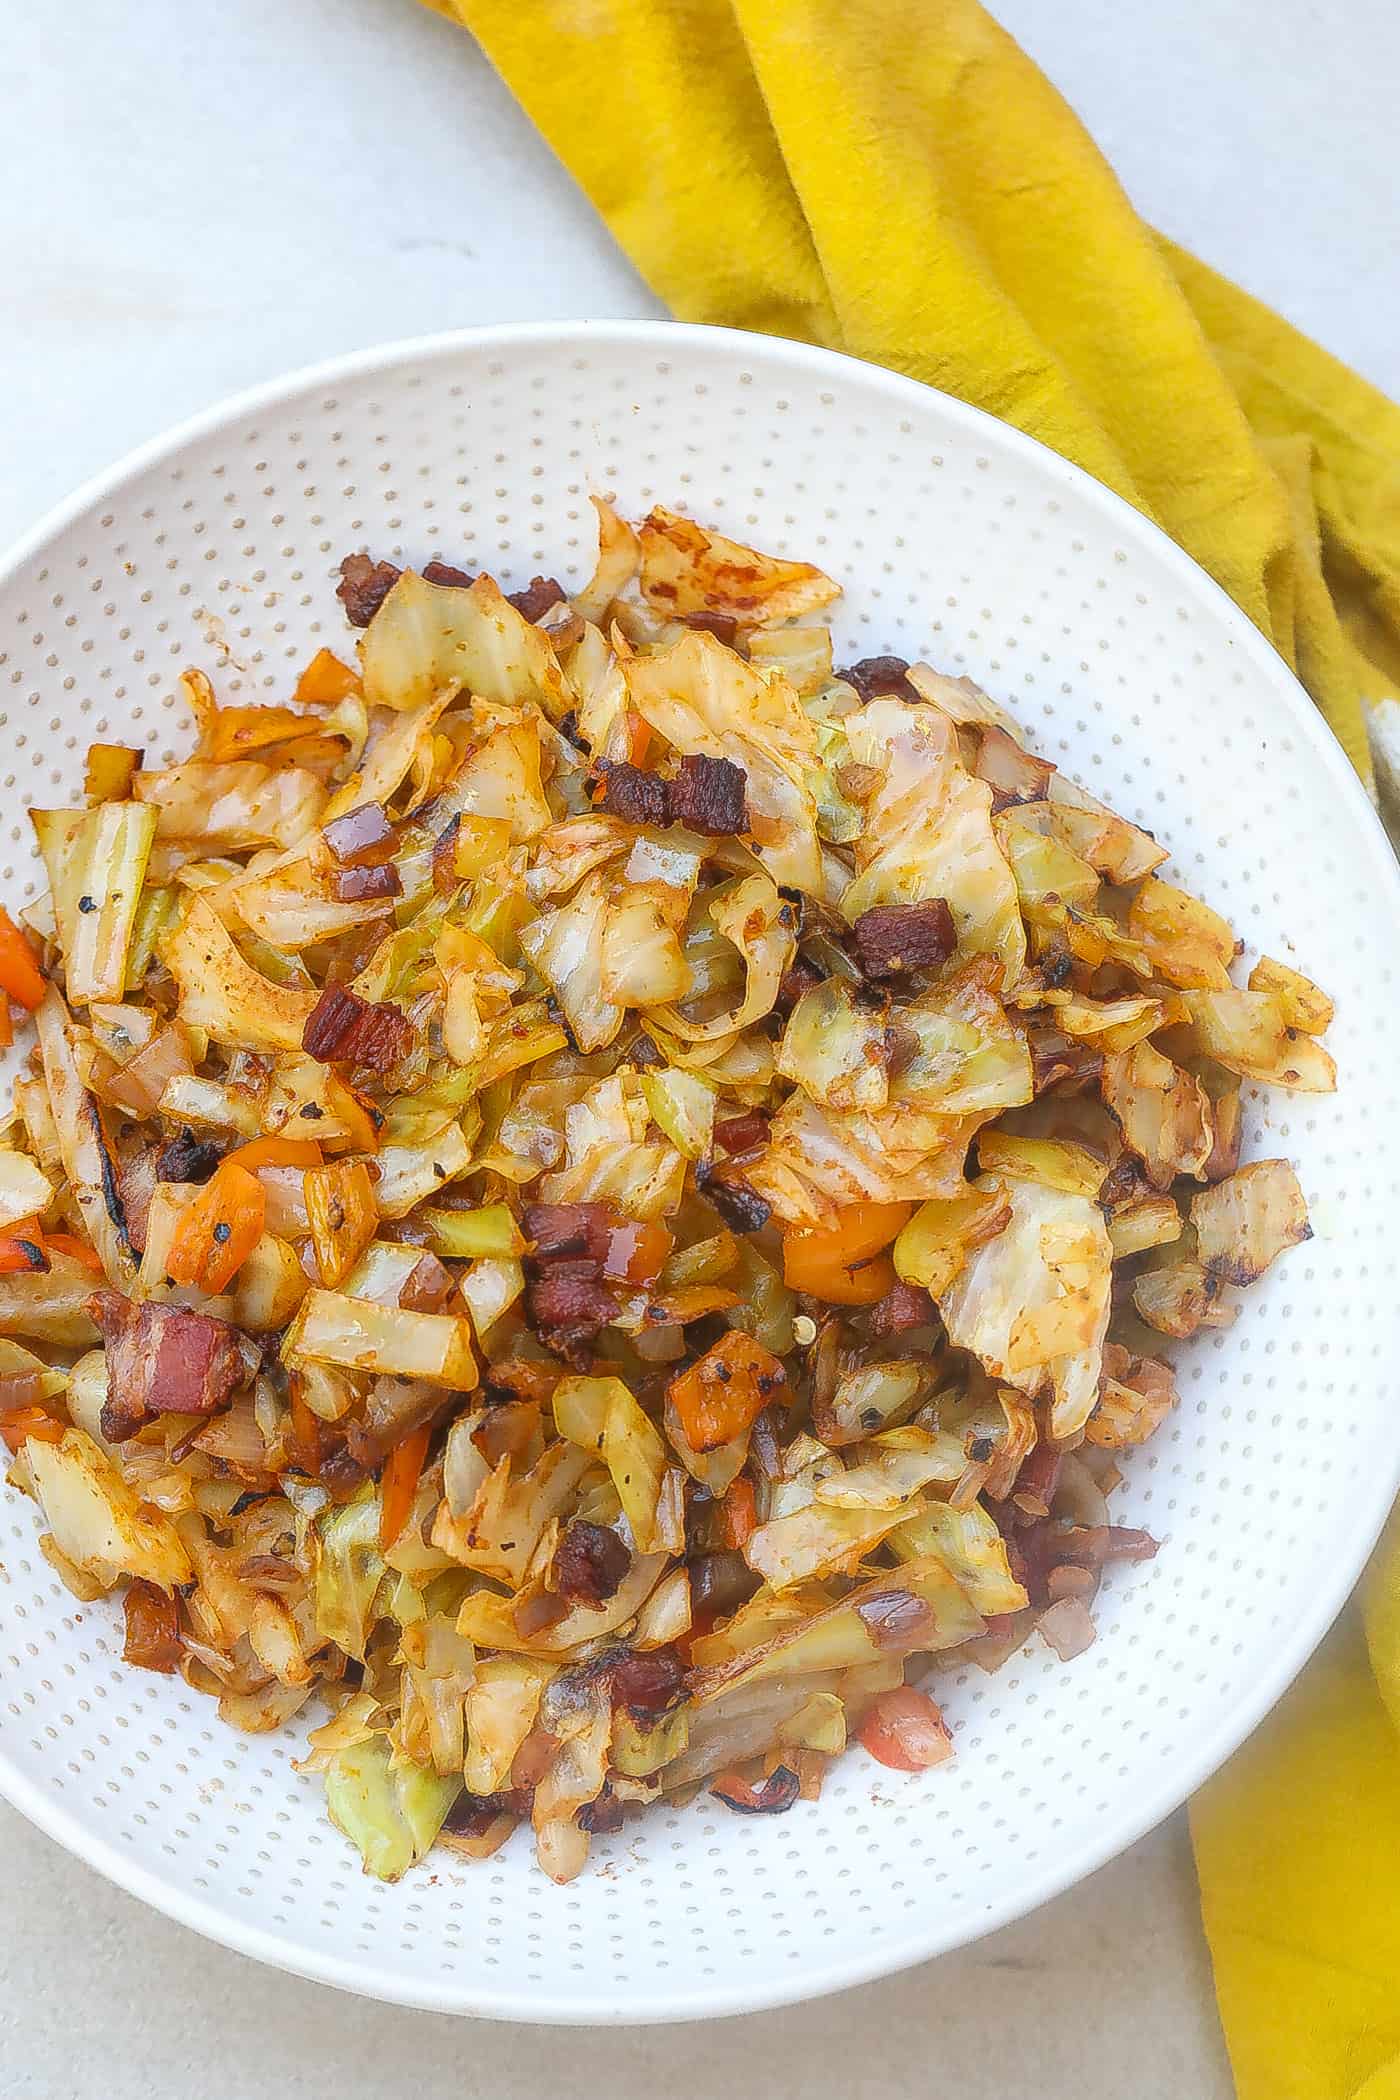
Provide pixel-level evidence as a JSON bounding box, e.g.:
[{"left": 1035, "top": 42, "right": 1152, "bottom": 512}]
[{"left": 0, "top": 503, "right": 1332, "bottom": 1883}]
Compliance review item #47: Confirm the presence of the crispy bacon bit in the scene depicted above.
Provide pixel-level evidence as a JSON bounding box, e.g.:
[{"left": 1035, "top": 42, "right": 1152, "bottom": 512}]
[
  {"left": 840, "top": 655, "right": 914, "bottom": 702},
  {"left": 667, "top": 753, "right": 748, "bottom": 837},
  {"left": 443, "top": 1787, "right": 533, "bottom": 1838},
  {"left": 606, "top": 1645, "right": 687, "bottom": 1719},
  {"left": 867, "top": 1280, "right": 936, "bottom": 1338},
  {"left": 302, "top": 985, "right": 415, "bottom": 1073},
  {"left": 329, "top": 863, "right": 402, "bottom": 904},
  {"left": 695, "top": 1162, "right": 772, "bottom": 1234},
  {"left": 577, "top": 1787, "right": 627, "bottom": 1835},
  {"left": 852, "top": 900, "right": 956, "bottom": 979},
  {"left": 155, "top": 1125, "right": 221, "bottom": 1188},
  {"left": 596, "top": 761, "right": 669, "bottom": 828},
  {"left": 855, "top": 1589, "right": 935, "bottom": 1650},
  {"left": 522, "top": 1202, "right": 612, "bottom": 1268},
  {"left": 528, "top": 1267, "right": 616, "bottom": 1364},
  {"left": 775, "top": 954, "right": 824, "bottom": 1017},
  {"left": 553, "top": 1521, "right": 632, "bottom": 1605},
  {"left": 87, "top": 1290, "right": 246, "bottom": 1442},
  {"left": 507, "top": 576, "right": 567, "bottom": 622},
  {"left": 337, "top": 552, "right": 401, "bottom": 628},
  {"left": 122, "top": 1579, "right": 182, "bottom": 1674},
  {"left": 322, "top": 802, "right": 395, "bottom": 868},
  {"left": 421, "top": 558, "right": 476, "bottom": 590},
  {"left": 714, "top": 1110, "right": 769, "bottom": 1156},
  {"left": 681, "top": 611, "right": 740, "bottom": 647},
  {"left": 712, "top": 1765, "right": 801, "bottom": 1815}
]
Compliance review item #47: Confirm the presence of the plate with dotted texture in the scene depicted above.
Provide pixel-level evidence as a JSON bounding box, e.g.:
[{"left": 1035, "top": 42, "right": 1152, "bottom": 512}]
[{"left": 1, "top": 321, "right": 1398, "bottom": 2023}]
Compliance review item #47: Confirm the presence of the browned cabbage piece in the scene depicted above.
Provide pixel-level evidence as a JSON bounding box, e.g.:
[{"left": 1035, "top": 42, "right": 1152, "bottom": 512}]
[
  {"left": 637, "top": 507, "right": 840, "bottom": 626},
  {"left": 6, "top": 503, "right": 1336, "bottom": 1888}
]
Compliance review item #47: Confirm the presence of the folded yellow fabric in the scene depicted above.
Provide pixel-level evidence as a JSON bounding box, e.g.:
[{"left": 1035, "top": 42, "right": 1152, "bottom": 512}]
[{"left": 425, "top": 2, "right": 1400, "bottom": 2090}]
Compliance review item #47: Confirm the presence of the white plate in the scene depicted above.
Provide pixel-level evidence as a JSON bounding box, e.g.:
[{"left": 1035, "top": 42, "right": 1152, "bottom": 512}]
[{"left": 1, "top": 321, "right": 1397, "bottom": 2024}]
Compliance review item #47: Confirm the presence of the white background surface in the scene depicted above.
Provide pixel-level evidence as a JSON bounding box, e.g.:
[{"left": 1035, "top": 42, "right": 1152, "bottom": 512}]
[{"left": 4, "top": 0, "right": 1397, "bottom": 2090}]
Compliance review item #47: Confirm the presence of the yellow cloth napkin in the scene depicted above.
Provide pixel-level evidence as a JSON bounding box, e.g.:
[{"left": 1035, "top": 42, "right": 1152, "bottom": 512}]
[{"left": 426, "top": 1, "right": 1400, "bottom": 2090}]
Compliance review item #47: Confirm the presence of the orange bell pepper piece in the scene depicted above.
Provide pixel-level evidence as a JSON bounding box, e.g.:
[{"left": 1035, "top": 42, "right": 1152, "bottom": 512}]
[
  {"left": 781, "top": 1201, "right": 914, "bottom": 1305},
  {"left": 44, "top": 1232, "right": 104, "bottom": 1274},
  {"left": 380, "top": 1421, "right": 433, "bottom": 1550},
  {"left": 165, "top": 1160, "right": 266, "bottom": 1294},
  {"left": 224, "top": 1135, "right": 325, "bottom": 1173},
  {"left": 668, "top": 1330, "right": 788, "bottom": 1454},
  {"left": 0, "top": 909, "right": 47, "bottom": 1013},
  {"left": 0, "top": 1225, "right": 49, "bottom": 1276},
  {"left": 294, "top": 647, "right": 362, "bottom": 707}
]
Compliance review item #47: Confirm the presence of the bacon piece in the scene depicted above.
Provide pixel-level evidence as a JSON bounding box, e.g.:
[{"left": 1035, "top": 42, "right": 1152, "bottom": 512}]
[
  {"left": 866, "top": 1279, "right": 935, "bottom": 1338},
  {"left": 337, "top": 552, "right": 401, "bottom": 627},
  {"left": 522, "top": 1202, "right": 611, "bottom": 1268},
  {"left": 667, "top": 753, "right": 748, "bottom": 836},
  {"left": 87, "top": 1290, "right": 246, "bottom": 1442},
  {"left": 679, "top": 611, "right": 739, "bottom": 646},
  {"left": 527, "top": 1267, "right": 616, "bottom": 1364},
  {"left": 122, "top": 1580, "right": 182, "bottom": 1673},
  {"left": 595, "top": 761, "right": 669, "bottom": 828},
  {"left": 443, "top": 1786, "right": 533, "bottom": 1838},
  {"left": 839, "top": 655, "right": 915, "bottom": 702},
  {"left": 421, "top": 558, "right": 476, "bottom": 589},
  {"left": 577, "top": 1787, "right": 627, "bottom": 1835},
  {"left": 552, "top": 1521, "right": 632, "bottom": 1605},
  {"left": 321, "top": 802, "right": 395, "bottom": 867},
  {"left": 775, "top": 954, "right": 823, "bottom": 1017},
  {"left": 508, "top": 576, "right": 567, "bottom": 622},
  {"left": 714, "top": 1110, "right": 768, "bottom": 1156},
  {"left": 605, "top": 1645, "right": 687, "bottom": 1718},
  {"left": 302, "top": 985, "right": 415, "bottom": 1073},
  {"left": 329, "top": 863, "right": 402, "bottom": 904},
  {"left": 852, "top": 900, "right": 956, "bottom": 979}
]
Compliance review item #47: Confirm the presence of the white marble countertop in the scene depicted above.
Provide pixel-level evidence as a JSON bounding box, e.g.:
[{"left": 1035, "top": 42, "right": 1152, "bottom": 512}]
[{"left": 4, "top": 1, "right": 1397, "bottom": 2090}]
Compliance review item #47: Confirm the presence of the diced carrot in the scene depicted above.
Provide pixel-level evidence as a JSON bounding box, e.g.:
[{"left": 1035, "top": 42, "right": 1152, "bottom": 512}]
[
  {"left": 294, "top": 647, "right": 362, "bottom": 707},
  {"left": 667, "top": 1330, "right": 788, "bottom": 1453},
  {"left": 0, "top": 909, "right": 47, "bottom": 1012},
  {"left": 165, "top": 1160, "right": 266, "bottom": 1294},
  {"left": 781, "top": 1201, "right": 914, "bottom": 1305},
  {"left": 224, "top": 1135, "right": 325, "bottom": 1172},
  {"left": 717, "top": 1476, "right": 758, "bottom": 1550},
  {"left": 44, "top": 1233, "right": 103, "bottom": 1274},
  {"left": 380, "top": 1421, "right": 433, "bottom": 1550},
  {"left": 0, "top": 1406, "right": 64, "bottom": 1453},
  {"left": 0, "top": 999, "right": 13, "bottom": 1050}
]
